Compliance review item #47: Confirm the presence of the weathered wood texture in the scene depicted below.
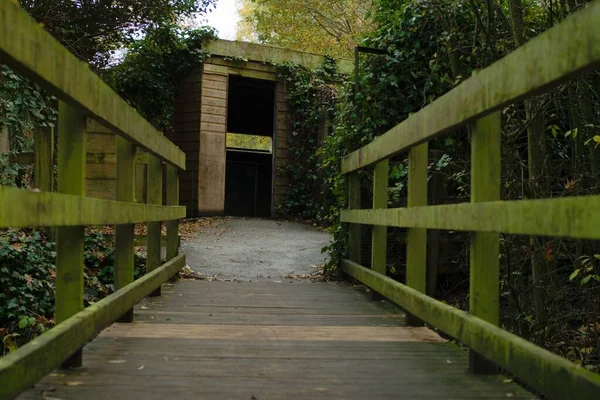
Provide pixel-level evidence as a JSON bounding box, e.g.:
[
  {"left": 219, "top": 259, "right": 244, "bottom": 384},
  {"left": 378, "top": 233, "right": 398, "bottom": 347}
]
[
  {"left": 341, "top": 260, "right": 600, "bottom": 400},
  {"left": 198, "top": 68, "right": 227, "bottom": 215},
  {"left": 340, "top": 2, "right": 600, "bottom": 173},
  {"left": 469, "top": 113, "right": 501, "bottom": 373},
  {"left": 205, "top": 39, "right": 354, "bottom": 74},
  {"left": 0, "top": 1, "right": 185, "bottom": 169},
  {"left": 19, "top": 280, "right": 532, "bottom": 400},
  {"left": 2, "top": 255, "right": 186, "bottom": 400},
  {"left": 169, "top": 66, "right": 202, "bottom": 215}
]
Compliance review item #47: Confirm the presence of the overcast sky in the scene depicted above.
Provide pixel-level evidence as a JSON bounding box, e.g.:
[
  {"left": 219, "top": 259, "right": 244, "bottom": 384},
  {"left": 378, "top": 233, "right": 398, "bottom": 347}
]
[{"left": 202, "top": 0, "right": 240, "bottom": 40}]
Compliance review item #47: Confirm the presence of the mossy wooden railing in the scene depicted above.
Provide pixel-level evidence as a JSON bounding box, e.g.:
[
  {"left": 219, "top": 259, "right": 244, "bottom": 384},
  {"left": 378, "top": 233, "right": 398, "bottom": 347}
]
[
  {"left": 341, "top": 4, "right": 600, "bottom": 400},
  {"left": 0, "top": 3, "right": 186, "bottom": 399}
]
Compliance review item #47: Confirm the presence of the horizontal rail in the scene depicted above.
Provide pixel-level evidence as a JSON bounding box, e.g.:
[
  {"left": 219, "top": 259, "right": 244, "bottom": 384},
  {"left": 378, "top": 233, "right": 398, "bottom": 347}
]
[
  {"left": 341, "top": 2, "right": 600, "bottom": 174},
  {"left": 0, "top": 187, "right": 186, "bottom": 228},
  {"left": 0, "top": 254, "right": 186, "bottom": 400},
  {"left": 341, "top": 196, "right": 600, "bottom": 239},
  {"left": 341, "top": 259, "right": 600, "bottom": 400},
  {"left": 0, "top": 1, "right": 185, "bottom": 170},
  {"left": 10, "top": 152, "right": 149, "bottom": 165}
]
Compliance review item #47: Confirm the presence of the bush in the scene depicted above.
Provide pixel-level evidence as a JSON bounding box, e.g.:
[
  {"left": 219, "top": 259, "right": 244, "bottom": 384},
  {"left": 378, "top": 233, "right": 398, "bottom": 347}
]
[{"left": 0, "top": 229, "right": 146, "bottom": 355}]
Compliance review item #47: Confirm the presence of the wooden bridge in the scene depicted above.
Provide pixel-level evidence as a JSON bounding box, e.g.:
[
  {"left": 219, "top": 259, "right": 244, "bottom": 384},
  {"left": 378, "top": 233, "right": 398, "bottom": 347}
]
[{"left": 1, "top": 1, "right": 600, "bottom": 399}]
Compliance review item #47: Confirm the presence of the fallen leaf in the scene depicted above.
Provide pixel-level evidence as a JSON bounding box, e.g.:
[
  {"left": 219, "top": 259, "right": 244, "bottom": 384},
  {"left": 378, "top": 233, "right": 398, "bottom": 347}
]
[
  {"left": 446, "top": 359, "right": 455, "bottom": 364},
  {"left": 503, "top": 379, "right": 513, "bottom": 383},
  {"left": 138, "top": 365, "right": 145, "bottom": 370},
  {"left": 66, "top": 382, "right": 83, "bottom": 386},
  {"left": 108, "top": 360, "right": 126, "bottom": 364}
]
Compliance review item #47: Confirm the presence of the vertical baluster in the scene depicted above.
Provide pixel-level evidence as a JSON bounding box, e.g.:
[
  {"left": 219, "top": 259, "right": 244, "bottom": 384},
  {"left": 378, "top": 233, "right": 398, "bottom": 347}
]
[
  {"left": 347, "top": 172, "right": 361, "bottom": 264},
  {"left": 147, "top": 155, "right": 162, "bottom": 296},
  {"left": 371, "top": 160, "right": 388, "bottom": 275},
  {"left": 55, "top": 102, "right": 86, "bottom": 368},
  {"left": 34, "top": 126, "right": 54, "bottom": 192},
  {"left": 469, "top": 112, "right": 501, "bottom": 374},
  {"left": 115, "top": 137, "right": 136, "bottom": 322},
  {"left": 166, "top": 164, "right": 180, "bottom": 261},
  {"left": 406, "top": 143, "right": 428, "bottom": 326}
]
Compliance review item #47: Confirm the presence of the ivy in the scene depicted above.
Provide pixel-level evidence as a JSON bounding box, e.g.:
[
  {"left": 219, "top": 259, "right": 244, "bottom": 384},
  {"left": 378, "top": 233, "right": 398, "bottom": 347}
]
[{"left": 104, "top": 25, "right": 216, "bottom": 130}]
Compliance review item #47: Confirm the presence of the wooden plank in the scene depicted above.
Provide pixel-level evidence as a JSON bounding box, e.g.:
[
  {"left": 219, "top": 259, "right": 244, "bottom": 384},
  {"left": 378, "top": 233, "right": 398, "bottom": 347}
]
[
  {"left": 166, "top": 165, "right": 180, "bottom": 261},
  {"left": 347, "top": 173, "right": 361, "bottom": 264},
  {"left": 0, "top": 255, "right": 186, "bottom": 400},
  {"left": 33, "top": 127, "right": 53, "bottom": 191},
  {"left": 371, "top": 160, "right": 388, "bottom": 276},
  {"left": 339, "top": 195, "right": 600, "bottom": 239},
  {"left": 469, "top": 112, "right": 501, "bottom": 374},
  {"left": 0, "top": 3, "right": 185, "bottom": 169},
  {"left": 147, "top": 155, "right": 162, "bottom": 296},
  {"left": 19, "top": 280, "right": 534, "bottom": 400},
  {"left": 340, "top": 2, "right": 600, "bottom": 174},
  {"left": 341, "top": 259, "right": 600, "bottom": 400},
  {"left": 115, "top": 137, "right": 136, "bottom": 323},
  {"left": 54, "top": 101, "right": 86, "bottom": 368},
  {"left": 405, "top": 143, "right": 427, "bottom": 326}
]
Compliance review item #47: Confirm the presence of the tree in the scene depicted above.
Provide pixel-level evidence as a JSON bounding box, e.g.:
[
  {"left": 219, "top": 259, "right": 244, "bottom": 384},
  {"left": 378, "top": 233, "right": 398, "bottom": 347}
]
[
  {"left": 20, "top": 0, "right": 216, "bottom": 69},
  {"left": 237, "top": 0, "right": 374, "bottom": 57}
]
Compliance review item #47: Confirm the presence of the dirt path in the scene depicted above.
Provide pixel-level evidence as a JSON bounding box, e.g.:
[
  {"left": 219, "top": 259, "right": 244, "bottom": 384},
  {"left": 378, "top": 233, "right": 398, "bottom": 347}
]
[{"left": 181, "top": 217, "right": 331, "bottom": 281}]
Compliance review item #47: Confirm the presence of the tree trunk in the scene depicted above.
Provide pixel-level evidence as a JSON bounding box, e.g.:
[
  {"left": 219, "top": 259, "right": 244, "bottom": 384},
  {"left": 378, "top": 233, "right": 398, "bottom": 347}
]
[{"left": 508, "top": 0, "right": 548, "bottom": 321}]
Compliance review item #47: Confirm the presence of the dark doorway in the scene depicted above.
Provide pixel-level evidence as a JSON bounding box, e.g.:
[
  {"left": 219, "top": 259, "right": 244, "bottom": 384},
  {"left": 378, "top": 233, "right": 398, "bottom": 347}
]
[{"left": 225, "top": 76, "right": 275, "bottom": 218}]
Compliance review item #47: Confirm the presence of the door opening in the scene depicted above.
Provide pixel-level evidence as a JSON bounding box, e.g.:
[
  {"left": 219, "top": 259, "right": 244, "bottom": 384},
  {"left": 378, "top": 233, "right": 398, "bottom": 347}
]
[{"left": 224, "top": 76, "right": 275, "bottom": 218}]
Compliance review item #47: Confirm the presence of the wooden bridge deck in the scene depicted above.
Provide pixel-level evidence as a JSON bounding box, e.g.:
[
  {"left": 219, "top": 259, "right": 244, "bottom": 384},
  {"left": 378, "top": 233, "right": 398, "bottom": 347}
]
[{"left": 20, "top": 280, "right": 531, "bottom": 400}]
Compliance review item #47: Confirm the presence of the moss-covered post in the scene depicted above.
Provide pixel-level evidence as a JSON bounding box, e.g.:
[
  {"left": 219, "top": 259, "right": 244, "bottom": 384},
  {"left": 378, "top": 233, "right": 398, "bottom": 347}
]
[
  {"left": 166, "top": 164, "right": 180, "bottom": 262},
  {"left": 147, "top": 155, "right": 162, "bottom": 296},
  {"left": 406, "top": 143, "right": 428, "bottom": 326},
  {"left": 469, "top": 112, "right": 501, "bottom": 374},
  {"left": 347, "top": 172, "right": 361, "bottom": 264},
  {"left": 371, "top": 160, "right": 388, "bottom": 275},
  {"left": 55, "top": 102, "right": 86, "bottom": 368},
  {"left": 115, "top": 136, "right": 136, "bottom": 322}
]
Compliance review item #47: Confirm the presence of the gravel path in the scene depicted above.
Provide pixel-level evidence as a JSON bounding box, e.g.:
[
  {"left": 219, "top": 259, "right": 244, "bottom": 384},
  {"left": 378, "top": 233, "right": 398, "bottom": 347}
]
[{"left": 182, "top": 217, "right": 331, "bottom": 281}]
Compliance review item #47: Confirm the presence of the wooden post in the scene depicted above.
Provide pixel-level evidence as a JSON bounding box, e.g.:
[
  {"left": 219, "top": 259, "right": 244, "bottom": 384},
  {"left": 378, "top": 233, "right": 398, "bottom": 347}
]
[
  {"left": 371, "top": 160, "right": 388, "bottom": 275},
  {"left": 55, "top": 102, "right": 86, "bottom": 368},
  {"left": 469, "top": 111, "right": 501, "bottom": 374},
  {"left": 406, "top": 143, "right": 428, "bottom": 326},
  {"left": 115, "top": 136, "right": 136, "bottom": 322},
  {"left": 166, "top": 164, "right": 180, "bottom": 262},
  {"left": 147, "top": 155, "right": 162, "bottom": 296},
  {"left": 347, "top": 172, "right": 361, "bottom": 264},
  {"left": 34, "top": 127, "right": 54, "bottom": 192}
]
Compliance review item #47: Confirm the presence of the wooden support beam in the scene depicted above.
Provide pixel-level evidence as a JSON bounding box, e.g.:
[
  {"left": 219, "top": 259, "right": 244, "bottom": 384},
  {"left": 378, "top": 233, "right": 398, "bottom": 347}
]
[
  {"left": 405, "top": 143, "right": 428, "bottom": 327},
  {"left": 55, "top": 102, "right": 86, "bottom": 368},
  {"left": 115, "top": 137, "right": 136, "bottom": 323},
  {"left": 347, "top": 173, "right": 361, "bottom": 264},
  {"left": 371, "top": 160, "right": 388, "bottom": 276},
  {"left": 33, "top": 127, "right": 53, "bottom": 192},
  {"left": 147, "top": 155, "right": 162, "bottom": 296},
  {"left": 469, "top": 112, "right": 501, "bottom": 374},
  {"left": 166, "top": 164, "right": 180, "bottom": 262}
]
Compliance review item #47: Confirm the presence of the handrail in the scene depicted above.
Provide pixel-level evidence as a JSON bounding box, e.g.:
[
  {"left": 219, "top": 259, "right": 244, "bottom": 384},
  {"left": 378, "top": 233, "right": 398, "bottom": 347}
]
[
  {"left": 0, "top": 3, "right": 187, "bottom": 399},
  {"left": 339, "top": 3, "right": 600, "bottom": 400},
  {"left": 341, "top": 1, "right": 600, "bottom": 174}
]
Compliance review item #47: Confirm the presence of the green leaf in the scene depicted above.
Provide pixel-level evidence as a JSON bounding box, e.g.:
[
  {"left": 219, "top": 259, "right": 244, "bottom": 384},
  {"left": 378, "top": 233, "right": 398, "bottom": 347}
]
[
  {"left": 569, "top": 269, "right": 580, "bottom": 281},
  {"left": 581, "top": 275, "right": 592, "bottom": 285},
  {"left": 18, "top": 317, "right": 29, "bottom": 329}
]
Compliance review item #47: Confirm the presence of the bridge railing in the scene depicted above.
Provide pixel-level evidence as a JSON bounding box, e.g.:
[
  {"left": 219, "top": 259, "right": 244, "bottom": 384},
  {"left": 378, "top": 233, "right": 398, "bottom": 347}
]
[
  {"left": 341, "top": 3, "right": 600, "bottom": 400},
  {"left": 0, "top": 2, "right": 186, "bottom": 398}
]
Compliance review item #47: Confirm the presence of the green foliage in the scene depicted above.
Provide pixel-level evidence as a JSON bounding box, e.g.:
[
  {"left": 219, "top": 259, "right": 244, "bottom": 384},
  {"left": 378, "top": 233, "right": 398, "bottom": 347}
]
[
  {"left": 276, "top": 56, "right": 345, "bottom": 221},
  {"left": 0, "top": 65, "right": 57, "bottom": 187},
  {"left": 21, "top": 0, "right": 216, "bottom": 69},
  {"left": 0, "top": 229, "right": 146, "bottom": 355},
  {"left": 226, "top": 133, "right": 272, "bottom": 151},
  {"left": 105, "top": 25, "right": 216, "bottom": 129}
]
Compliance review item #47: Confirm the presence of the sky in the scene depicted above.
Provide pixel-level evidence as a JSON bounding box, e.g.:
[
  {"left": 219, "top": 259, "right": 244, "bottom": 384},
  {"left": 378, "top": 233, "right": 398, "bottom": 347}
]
[{"left": 203, "top": 0, "right": 241, "bottom": 40}]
